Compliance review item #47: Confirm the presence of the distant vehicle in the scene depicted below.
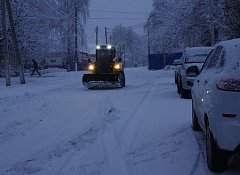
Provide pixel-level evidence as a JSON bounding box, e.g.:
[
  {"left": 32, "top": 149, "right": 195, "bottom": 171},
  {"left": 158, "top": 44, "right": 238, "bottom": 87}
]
[
  {"left": 191, "top": 39, "right": 240, "bottom": 172},
  {"left": 176, "top": 47, "right": 213, "bottom": 98},
  {"left": 82, "top": 44, "right": 125, "bottom": 89}
]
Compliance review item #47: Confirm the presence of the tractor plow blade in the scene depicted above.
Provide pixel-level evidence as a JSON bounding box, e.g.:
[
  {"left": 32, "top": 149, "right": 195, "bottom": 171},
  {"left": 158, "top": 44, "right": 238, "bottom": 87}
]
[{"left": 82, "top": 73, "right": 121, "bottom": 89}]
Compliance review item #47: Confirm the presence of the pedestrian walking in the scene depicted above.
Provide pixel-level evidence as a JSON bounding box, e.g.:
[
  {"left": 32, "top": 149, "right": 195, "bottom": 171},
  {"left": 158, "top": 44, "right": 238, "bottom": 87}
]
[{"left": 31, "top": 59, "right": 41, "bottom": 76}]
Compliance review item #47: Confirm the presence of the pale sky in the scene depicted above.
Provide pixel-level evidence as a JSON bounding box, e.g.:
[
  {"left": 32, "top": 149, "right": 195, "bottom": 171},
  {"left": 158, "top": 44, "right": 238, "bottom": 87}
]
[{"left": 86, "top": 0, "right": 153, "bottom": 53}]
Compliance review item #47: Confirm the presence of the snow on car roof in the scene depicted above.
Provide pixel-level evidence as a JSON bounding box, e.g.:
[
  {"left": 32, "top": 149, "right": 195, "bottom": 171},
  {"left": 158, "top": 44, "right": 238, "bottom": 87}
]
[
  {"left": 216, "top": 39, "right": 240, "bottom": 69},
  {"left": 185, "top": 47, "right": 213, "bottom": 63},
  {"left": 185, "top": 47, "right": 213, "bottom": 55}
]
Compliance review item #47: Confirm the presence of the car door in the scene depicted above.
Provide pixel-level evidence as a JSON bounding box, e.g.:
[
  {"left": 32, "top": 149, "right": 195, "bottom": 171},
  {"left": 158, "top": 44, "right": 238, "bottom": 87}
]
[
  {"left": 195, "top": 46, "right": 224, "bottom": 129},
  {"left": 193, "top": 49, "right": 215, "bottom": 127}
]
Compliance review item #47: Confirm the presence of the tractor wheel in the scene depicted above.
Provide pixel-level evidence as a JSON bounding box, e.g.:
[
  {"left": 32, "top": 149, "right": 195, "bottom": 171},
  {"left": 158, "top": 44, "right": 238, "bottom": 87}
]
[
  {"left": 119, "top": 72, "right": 124, "bottom": 88},
  {"left": 122, "top": 72, "right": 125, "bottom": 87}
]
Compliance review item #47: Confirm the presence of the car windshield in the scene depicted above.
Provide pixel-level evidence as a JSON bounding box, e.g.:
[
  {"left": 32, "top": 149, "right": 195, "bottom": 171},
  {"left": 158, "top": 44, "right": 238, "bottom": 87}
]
[
  {"left": 97, "top": 50, "right": 115, "bottom": 59},
  {"left": 186, "top": 53, "right": 209, "bottom": 63}
]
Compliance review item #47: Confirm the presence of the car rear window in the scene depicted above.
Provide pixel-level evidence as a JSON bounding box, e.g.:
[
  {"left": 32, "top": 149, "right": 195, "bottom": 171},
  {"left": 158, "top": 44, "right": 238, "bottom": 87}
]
[
  {"left": 186, "top": 53, "right": 209, "bottom": 63},
  {"left": 208, "top": 46, "right": 224, "bottom": 69}
]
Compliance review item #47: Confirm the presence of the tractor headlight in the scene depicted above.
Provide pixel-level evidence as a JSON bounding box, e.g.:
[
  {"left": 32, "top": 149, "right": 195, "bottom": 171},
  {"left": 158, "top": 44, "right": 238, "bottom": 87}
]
[
  {"left": 96, "top": 45, "right": 101, "bottom": 50},
  {"left": 114, "top": 64, "right": 121, "bottom": 70},
  {"left": 107, "top": 45, "right": 112, "bottom": 50},
  {"left": 88, "top": 64, "right": 95, "bottom": 71}
]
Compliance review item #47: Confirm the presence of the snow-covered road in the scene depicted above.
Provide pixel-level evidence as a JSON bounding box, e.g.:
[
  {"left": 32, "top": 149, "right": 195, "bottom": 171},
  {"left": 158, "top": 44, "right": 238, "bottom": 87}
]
[{"left": 0, "top": 68, "right": 239, "bottom": 175}]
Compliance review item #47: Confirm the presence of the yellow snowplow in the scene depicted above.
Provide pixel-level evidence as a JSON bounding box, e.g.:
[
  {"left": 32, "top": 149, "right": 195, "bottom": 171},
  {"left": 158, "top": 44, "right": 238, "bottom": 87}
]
[{"left": 82, "top": 44, "right": 125, "bottom": 89}]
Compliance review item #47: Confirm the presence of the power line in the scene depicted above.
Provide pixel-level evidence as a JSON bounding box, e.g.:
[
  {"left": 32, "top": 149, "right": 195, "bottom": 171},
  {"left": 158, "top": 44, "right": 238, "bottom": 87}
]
[
  {"left": 90, "top": 9, "right": 150, "bottom": 15},
  {"left": 89, "top": 17, "right": 146, "bottom": 20},
  {"left": 130, "top": 25, "right": 145, "bottom": 30},
  {"left": 129, "top": 23, "right": 145, "bottom": 29}
]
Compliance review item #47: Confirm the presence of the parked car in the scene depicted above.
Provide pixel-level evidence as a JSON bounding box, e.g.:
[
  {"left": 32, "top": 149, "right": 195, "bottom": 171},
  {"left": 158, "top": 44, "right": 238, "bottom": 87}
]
[
  {"left": 191, "top": 38, "right": 240, "bottom": 172},
  {"left": 176, "top": 47, "right": 213, "bottom": 98}
]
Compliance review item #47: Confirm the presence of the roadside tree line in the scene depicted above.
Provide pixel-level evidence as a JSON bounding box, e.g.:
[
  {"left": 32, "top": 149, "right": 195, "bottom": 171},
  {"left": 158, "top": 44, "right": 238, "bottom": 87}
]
[
  {"left": 0, "top": 0, "right": 90, "bottom": 64},
  {"left": 111, "top": 25, "right": 147, "bottom": 67},
  {"left": 147, "top": 0, "right": 240, "bottom": 53}
]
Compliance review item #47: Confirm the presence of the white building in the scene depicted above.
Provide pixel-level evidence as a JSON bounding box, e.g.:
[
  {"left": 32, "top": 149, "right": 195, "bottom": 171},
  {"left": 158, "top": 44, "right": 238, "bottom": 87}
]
[{"left": 44, "top": 52, "right": 94, "bottom": 70}]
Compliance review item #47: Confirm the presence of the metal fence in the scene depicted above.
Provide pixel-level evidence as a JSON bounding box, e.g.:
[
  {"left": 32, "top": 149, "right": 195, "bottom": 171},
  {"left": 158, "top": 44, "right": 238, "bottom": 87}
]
[{"left": 148, "top": 53, "right": 183, "bottom": 70}]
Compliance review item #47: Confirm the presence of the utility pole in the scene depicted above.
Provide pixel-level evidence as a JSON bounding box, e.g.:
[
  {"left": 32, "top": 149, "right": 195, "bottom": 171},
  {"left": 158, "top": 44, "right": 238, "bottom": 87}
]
[
  {"left": 147, "top": 17, "right": 151, "bottom": 70},
  {"left": 96, "top": 26, "right": 98, "bottom": 45},
  {"left": 95, "top": 26, "right": 99, "bottom": 58},
  {"left": 5, "top": 0, "right": 25, "bottom": 84},
  {"left": 74, "top": 4, "right": 78, "bottom": 71},
  {"left": 147, "top": 18, "right": 151, "bottom": 56},
  {"left": 66, "top": 3, "right": 71, "bottom": 71},
  {"left": 105, "top": 27, "right": 108, "bottom": 44},
  {"left": 1, "top": 0, "right": 11, "bottom": 86}
]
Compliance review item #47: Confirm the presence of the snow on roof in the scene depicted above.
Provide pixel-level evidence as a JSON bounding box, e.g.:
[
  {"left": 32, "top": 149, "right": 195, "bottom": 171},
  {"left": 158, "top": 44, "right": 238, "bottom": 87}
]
[{"left": 185, "top": 47, "right": 213, "bottom": 55}]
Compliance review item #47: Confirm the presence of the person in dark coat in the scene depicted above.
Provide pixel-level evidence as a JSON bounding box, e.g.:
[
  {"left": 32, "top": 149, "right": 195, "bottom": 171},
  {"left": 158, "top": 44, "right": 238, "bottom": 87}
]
[{"left": 31, "top": 59, "right": 41, "bottom": 76}]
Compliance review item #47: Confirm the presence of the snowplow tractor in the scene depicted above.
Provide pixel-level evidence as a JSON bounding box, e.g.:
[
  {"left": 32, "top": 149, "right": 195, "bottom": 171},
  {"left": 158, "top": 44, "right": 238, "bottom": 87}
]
[{"left": 82, "top": 45, "right": 125, "bottom": 89}]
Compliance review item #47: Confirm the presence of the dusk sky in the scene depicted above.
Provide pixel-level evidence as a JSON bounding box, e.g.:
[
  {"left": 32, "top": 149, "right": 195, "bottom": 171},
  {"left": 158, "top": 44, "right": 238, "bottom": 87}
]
[{"left": 86, "top": 0, "right": 153, "bottom": 52}]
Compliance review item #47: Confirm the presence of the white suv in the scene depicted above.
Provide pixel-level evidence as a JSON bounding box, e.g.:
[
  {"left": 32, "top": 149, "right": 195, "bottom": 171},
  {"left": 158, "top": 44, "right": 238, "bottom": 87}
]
[
  {"left": 176, "top": 47, "right": 213, "bottom": 98},
  {"left": 191, "top": 39, "right": 240, "bottom": 172}
]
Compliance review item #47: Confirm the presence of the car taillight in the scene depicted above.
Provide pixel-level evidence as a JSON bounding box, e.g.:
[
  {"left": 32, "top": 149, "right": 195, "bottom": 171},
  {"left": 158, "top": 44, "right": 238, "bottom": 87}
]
[{"left": 216, "top": 79, "right": 240, "bottom": 91}]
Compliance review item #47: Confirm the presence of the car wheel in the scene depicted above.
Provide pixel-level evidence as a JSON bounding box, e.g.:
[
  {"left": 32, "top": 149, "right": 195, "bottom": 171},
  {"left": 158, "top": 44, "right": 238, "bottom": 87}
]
[
  {"left": 180, "top": 85, "right": 189, "bottom": 99},
  {"left": 192, "top": 102, "right": 201, "bottom": 131},
  {"left": 206, "top": 122, "right": 229, "bottom": 172},
  {"left": 177, "top": 77, "right": 181, "bottom": 94}
]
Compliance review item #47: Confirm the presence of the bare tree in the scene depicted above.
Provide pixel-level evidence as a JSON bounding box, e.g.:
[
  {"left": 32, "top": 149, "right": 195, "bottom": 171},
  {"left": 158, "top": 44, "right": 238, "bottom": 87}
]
[
  {"left": 111, "top": 24, "right": 146, "bottom": 67},
  {"left": 147, "top": 0, "right": 240, "bottom": 53}
]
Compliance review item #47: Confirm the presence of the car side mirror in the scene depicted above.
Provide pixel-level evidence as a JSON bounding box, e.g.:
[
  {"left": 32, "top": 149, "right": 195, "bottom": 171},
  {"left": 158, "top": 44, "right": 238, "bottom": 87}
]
[{"left": 174, "top": 59, "right": 182, "bottom": 66}]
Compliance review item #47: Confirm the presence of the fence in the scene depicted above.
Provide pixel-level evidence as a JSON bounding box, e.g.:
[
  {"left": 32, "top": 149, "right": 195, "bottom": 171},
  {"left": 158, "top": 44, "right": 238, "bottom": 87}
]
[{"left": 148, "top": 52, "right": 182, "bottom": 70}]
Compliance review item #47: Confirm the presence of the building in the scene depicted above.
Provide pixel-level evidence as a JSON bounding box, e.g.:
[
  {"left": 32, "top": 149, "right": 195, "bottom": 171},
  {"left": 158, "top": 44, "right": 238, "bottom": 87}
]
[{"left": 44, "top": 51, "right": 94, "bottom": 70}]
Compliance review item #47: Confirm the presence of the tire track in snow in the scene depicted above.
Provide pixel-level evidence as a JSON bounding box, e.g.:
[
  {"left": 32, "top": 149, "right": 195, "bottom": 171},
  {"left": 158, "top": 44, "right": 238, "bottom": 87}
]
[
  {"left": 2, "top": 120, "right": 100, "bottom": 175},
  {"left": 98, "top": 80, "right": 158, "bottom": 175},
  {"left": 52, "top": 79, "right": 158, "bottom": 175},
  {"left": 126, "top": 127, "right": 193, "bottom": 166},
  {"left": 41, "top": 96, "right": 120, "bottom": 175},
  {"left": 101, "top": 126, "right": 130, "bottom": 175},
  {"left": 1, "top": 90, "right": 120, "bottom": 175},
  {"left": 187, "top": 133, "right": 202, "bottom": 175},
  {"left": 191, "top": 131, "right": 216, "bottom": 175},
  {"left": 95, "top": 96, "right": 130, "bottom": 175},
  {"left": 119, "top": 78, "right": 175, "bottom": 153},
  {"left": 119, "top": 80, "right": 157, "bottom": 152},
  {"left": 45, "top": 95, "right": 118, "bottom": 175}
]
